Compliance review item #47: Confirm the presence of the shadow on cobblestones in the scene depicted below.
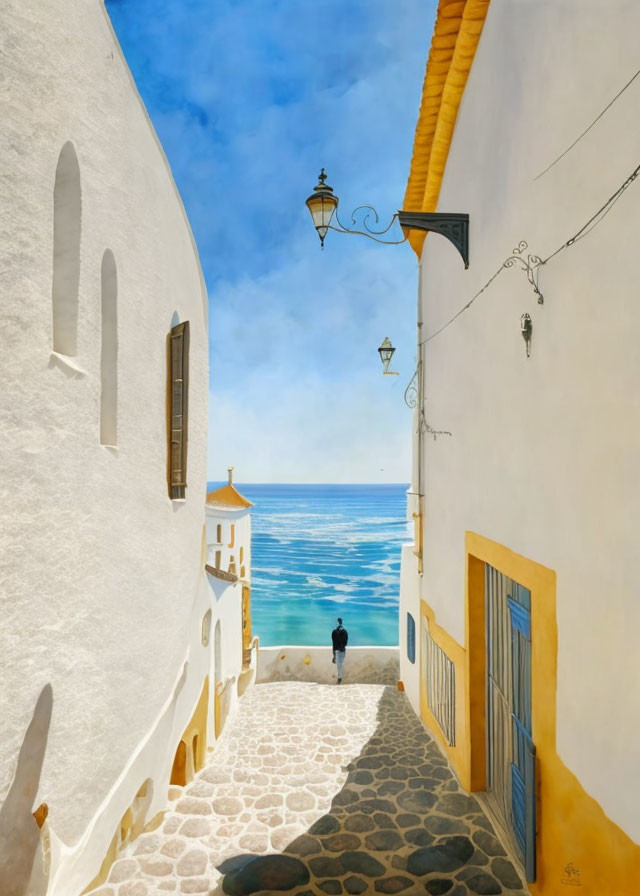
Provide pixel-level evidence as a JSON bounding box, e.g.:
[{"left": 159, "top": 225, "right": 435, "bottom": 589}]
[
  {"left": 89, "top": 683, "right": 526, "bottom": 896},
  {"left": 218, "top": 686, "right": 526, "bottom": 896}
]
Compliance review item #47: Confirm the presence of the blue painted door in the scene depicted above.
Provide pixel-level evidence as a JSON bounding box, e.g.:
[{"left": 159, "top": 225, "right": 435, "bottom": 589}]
[{"left": 486, "top": 566, "right": 536, "bottom": 882}]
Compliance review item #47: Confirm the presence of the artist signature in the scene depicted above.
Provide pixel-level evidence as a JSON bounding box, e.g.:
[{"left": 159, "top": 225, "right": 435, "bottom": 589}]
[{"left": 561, "top": 862, "right": 582, "bottom": 886}]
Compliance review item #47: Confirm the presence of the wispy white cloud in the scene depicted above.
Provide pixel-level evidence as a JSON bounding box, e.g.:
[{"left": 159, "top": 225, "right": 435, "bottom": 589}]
[{"left": 107, "top": 0, "right": 436, "bottom": 481}]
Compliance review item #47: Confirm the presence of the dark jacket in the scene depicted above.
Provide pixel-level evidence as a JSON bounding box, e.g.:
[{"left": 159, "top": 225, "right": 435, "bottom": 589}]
[{"left": 332, "top": 625, "right": 348, "bottom": 652}]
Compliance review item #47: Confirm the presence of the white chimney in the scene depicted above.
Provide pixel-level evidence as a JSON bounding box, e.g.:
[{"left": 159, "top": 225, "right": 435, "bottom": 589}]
[{"left": 228, "top": 466, "right": 234, "bottom": 485}]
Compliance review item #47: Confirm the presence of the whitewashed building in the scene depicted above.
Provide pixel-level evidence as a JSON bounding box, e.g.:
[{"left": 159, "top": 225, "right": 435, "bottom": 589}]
[
  {"left": 399, "top": 1, "right": 640, "bottom": 893},
  {"left": 0, "top": 2, "right": 250, "bottom": 894},
  {"left": 204, "top": 470, "right": 255, "bottom": 736},
  {"left": 205, "top": 468, "right": 253, "bottom": 586}
]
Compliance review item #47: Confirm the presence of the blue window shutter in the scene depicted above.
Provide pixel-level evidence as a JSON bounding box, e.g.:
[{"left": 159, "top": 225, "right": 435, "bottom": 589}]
[
  {"left": 407, "top": 613, "right": 416, "bottom": 664},
  {"left": 511, "top": 734, "right": 536, "bottom": 882},
  {"left": 508, "top": 598, "right": 536, "bottom": 882}
]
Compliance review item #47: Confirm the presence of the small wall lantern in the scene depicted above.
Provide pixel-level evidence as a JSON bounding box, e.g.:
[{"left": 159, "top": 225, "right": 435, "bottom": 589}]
[
  {"left": 378, "top": 337, "right": 399, "bottom": 375},
  {"left": 521, "top": 313, "right": 532, "bottom": 357}
]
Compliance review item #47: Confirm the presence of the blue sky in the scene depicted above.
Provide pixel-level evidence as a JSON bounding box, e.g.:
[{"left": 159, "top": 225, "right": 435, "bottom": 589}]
[{"left": 106, "top": 0, "right": 437, "bottom": 482}]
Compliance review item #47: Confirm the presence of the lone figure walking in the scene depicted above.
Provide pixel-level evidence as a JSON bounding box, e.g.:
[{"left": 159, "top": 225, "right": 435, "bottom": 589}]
[{"left": 331, "top": 617, "right": 348, "bottom": 684}]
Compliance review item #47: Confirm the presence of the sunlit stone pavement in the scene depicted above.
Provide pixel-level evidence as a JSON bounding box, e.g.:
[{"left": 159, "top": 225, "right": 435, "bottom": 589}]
[{"left": 89, "top": 682, "right": 526, "bottom": 896}]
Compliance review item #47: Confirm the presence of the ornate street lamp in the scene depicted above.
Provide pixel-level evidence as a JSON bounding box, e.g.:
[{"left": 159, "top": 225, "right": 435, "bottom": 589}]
[
  {"left": 378, "top": 337, "right": 398, "bottom": 375},
  {"left": 305, "top": 169, "right": 338, "bottom": 248},
  {"left": 305, "top": 169, "right": 470, "bottom": 267}
]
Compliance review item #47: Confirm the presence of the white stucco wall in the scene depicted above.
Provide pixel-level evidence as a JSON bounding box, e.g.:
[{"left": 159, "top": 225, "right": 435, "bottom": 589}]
[
  {"left": 414, "top": 0, "right": 640, "bottom": 840},
  {"left": 205, "top": 505, "right": 252, "bottom": 580},
  {"left": 204, "top": 575, "right": 246, "bottom": 689},
  {"left": 257, "top": 646, "right": 399, "bottom": 686},
  {"left": 0, "top": 0, "right": 213, "bottom": 892},
  {"left": 398, "top": 545, "right": 421, "bottom": 717}
]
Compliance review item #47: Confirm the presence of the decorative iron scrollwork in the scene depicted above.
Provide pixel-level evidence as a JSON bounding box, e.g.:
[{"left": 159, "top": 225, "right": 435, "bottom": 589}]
[
  {"left": 326, "top": 208, "right": 471, "bottom": 259},
  {"left": 503, "top": 241, "right": 544, "bottom": 304},
  {"left": 404, "top": 367, "right": 419, "bottom": 408},
  {"left": 335, "top": 205, "right": 401, "bottom": 239},
  {"left": 397, "top": 212, "right": 469, "bottom": 268},
  {"left": 329, "top": 205, "right": 407, "bottom": 244}
]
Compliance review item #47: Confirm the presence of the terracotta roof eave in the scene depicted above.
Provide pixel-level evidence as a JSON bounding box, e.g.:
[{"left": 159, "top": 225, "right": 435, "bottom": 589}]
[
  {"left": 205, "top": 482, "right": 253, "bottom": 508},
  {"left": 403, "top": 0, "right": 491, "bottom": 257}
]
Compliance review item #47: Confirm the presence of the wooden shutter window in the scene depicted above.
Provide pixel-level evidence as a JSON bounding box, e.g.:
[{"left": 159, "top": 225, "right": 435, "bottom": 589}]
[{"left": 168, "top": 321, "right": 190, "bottom": 499}]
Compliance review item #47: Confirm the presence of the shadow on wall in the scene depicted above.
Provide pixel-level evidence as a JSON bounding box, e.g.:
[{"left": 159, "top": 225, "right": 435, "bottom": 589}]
[
  {"left": 170, "top": 677, "right": 210, "bottom": 789},
  {"left": 0, "top": 684, "right": 53, "bottom": 896},
  {"left": 216, "top": 686, "right": 525, "bottom": 896}
]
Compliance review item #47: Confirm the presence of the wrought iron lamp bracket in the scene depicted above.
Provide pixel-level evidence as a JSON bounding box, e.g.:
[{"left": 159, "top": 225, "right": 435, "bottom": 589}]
[
  {"left": 397, "top": 211, "right": 469, "bottom": 268},
  {"left": 404, "top": 367, "right": 419, "bottom": 409},
  {"left": 327, "top": 209, "right": 470, "bottom": 262},
  {"left": 328, "top": 206, "right": 407, "bottom": 245}
]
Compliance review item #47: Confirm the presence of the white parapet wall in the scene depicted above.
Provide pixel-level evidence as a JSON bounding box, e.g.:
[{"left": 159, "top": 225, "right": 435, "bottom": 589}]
[
  {"left": 398, "top": 544, "right": 421, "bottom": 717},
  {"left": 257, "top": 646, "right": 399, "bottom": 685}
]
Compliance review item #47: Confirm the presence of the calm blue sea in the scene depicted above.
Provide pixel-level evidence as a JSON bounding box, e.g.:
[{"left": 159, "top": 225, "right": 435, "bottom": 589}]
[{"left": 206, "top": 483, "right": 410, "bottom": 646}]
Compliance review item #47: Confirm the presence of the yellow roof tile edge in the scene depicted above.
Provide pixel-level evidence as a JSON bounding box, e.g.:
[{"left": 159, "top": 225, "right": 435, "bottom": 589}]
[
  {"left": 403, "top": 0, "right": 491, "bottom": 257},
  {"left": 205, "top": 483, "right": 254, "bottom": 508}
]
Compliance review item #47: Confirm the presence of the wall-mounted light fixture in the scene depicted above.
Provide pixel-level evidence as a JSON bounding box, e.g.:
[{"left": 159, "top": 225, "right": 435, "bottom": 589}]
[
  {"left": 378, "top": 337, "right": 399, "bottom": 375},
  {"left": 305, "top": 169, "right": 470, "bottom": 268},
  {"left": 521, "top": 313, "right": 532, "bottom": 357}
]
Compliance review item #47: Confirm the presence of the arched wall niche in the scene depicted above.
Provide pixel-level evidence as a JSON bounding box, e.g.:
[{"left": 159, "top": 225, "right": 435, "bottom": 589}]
[
  {"left": 170, "top": 740, "right": 187, "bottom": 787},
  {"left": 100, "top": 250, "right": 118, "bottom": 446},
  {"left": 202, "top": 609, "right": 212, "bottom": 646},
  {"left": 52, "top": 141, "right": 81, "bottom": 356}
]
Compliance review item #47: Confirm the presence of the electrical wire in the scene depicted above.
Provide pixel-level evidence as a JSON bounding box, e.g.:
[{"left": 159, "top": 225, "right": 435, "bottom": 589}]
[
  {"left": 420, "top": 159, "right": 640, "bottom": 345},
  {"left": 541, "top": 160, "right": 640, "bottom": 263},
  {"left": 421, "top": 267, "right": 504, "bottom": 344},
  {"left": 534, "top": 66, "right": 640, "bottom": 180}
]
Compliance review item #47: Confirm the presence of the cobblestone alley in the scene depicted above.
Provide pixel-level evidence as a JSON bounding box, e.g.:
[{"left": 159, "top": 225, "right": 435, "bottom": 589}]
[{"left": 88, "top": 682, "right": 527, "bottom": 896}]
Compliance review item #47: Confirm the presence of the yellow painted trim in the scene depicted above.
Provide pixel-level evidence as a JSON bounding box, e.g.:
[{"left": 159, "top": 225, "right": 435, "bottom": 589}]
[
  {"left": 420, "top": 533, "right": 640, "bottom": 891},
  {"left": 84, "top": 678, "right": 210, "bottom": 892},
  {"left": 419, "top": 598, "right": 468, "bottom": 781},
  {"left": 214, "top": 677, "right": 234, "bottom": 739},
  {"left": 200, "top": 524, "right": 207, "bottom": 568},
  {"left": 82, "top": 830, "right": 119, "bottom": 894},
  {"left": 464, "top": 532, "right": 640, "bottom": 895},
  {"left": 466, "top": 552, "right": 486, "bottom": 792},
  {"left": 242, "top": 585, "right": 252, "bottom": 669},
  {"left": 413, "top": 509, "right": 424, "bottom": 575},
  {"left": 33, "top": 802, "right": 48, "bottom": 829},
  {"left": 170, "top": 676, "right": 209, "bottom": 785},
  {"left": 404, "top": 0, "right": 490, "bottom": 256},
  {"left": 214, "top": 686, "right": 221, "bottom": 739}
]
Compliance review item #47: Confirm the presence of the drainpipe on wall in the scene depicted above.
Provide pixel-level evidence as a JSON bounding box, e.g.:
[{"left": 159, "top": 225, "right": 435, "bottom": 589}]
[
  {"left": 415, "top": 318, "right": 424, "bottom": 577},
  {"left": 415, "top": 332, "right": 424, "bottom": 575},
  {"left": 408, "top": 264, "right": 424, "bottom": 577}
]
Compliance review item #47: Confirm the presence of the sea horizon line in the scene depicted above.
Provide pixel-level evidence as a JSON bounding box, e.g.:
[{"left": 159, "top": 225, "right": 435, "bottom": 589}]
[{"left": 206, "top": 481, "right": 411, "bottom": 487}]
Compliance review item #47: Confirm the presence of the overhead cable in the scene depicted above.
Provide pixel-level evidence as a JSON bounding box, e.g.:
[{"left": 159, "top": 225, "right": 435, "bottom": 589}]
[
  {"left": 420, "top": 159, "right": 640, "bottom": 345},
  {"left": 534, "top": 65, "right": 640, "bottom": 180}
]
